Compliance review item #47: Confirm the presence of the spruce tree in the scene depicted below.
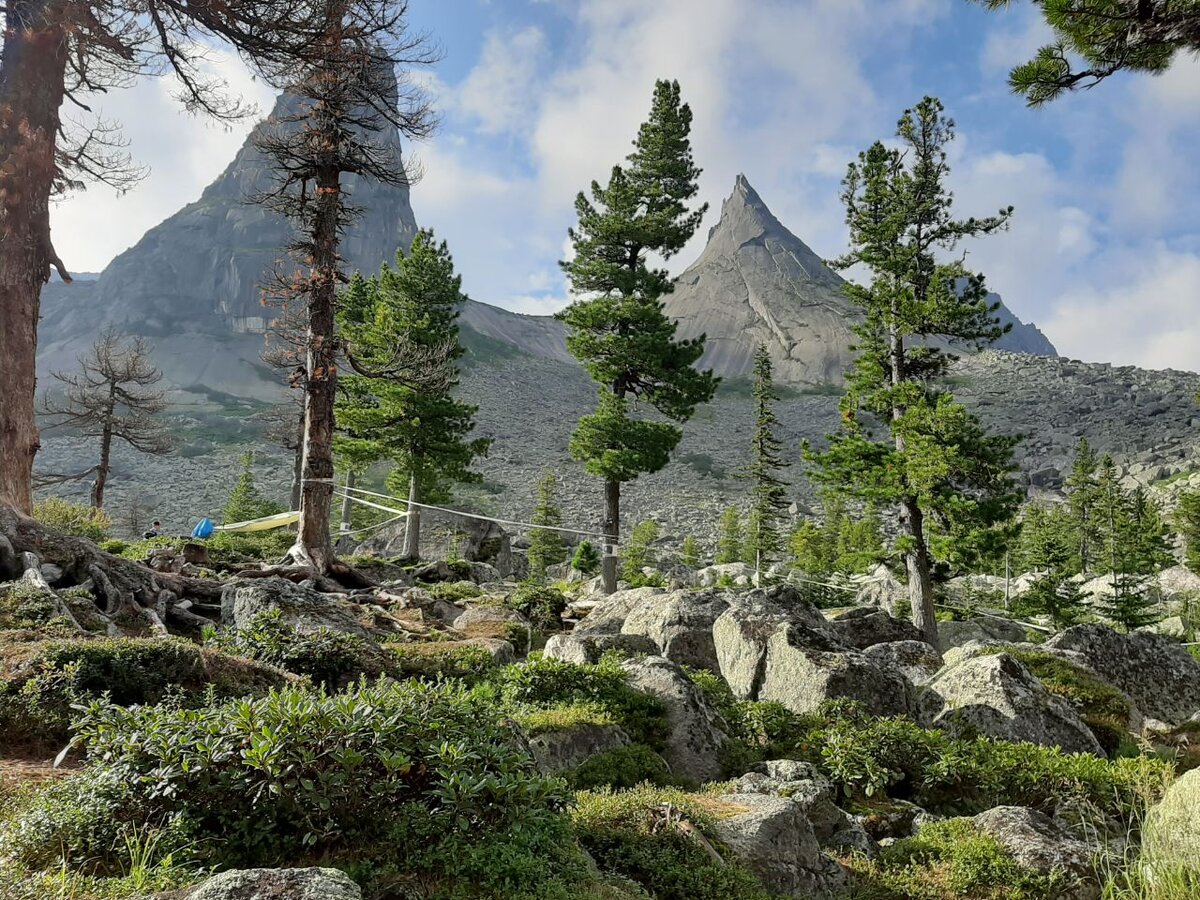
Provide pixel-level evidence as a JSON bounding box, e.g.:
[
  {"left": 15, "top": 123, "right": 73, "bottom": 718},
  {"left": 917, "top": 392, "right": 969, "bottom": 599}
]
[
  {"left": 572, "top": 541, "right": 602, "bottom": 577},
  {"left": 336, "top": 230, "right": 491, "bottom": 560},
  {"left": 1177, "top": 492, "right": 1200, "bottom": 573},
  {"left": 681, "top": 535, "right": 702, "bottom": 570},
  {"left": 621, "top": 520, "right": 660, "bottom": 584},
  {"left": 716, "top": 507, "right": 743, "bottom": 565},
  {"left": 225, "top": 452, "right": 284, "bottom": 524},
  {"left": 742, "top": 345, "right": 790, "bottom": 575},
  {"left": 528, "top": 473, "right": 567, "bottom": 583},
  {"left": 1064, "top": 438, "right": 1101, "bottom": 573},
  {"left": 558, "top": 80, "right": 718, "bottom": 593},
  {"left": 806, "top": 97, "right": 1021, "bottom": 649},
  {"left": 1015, "top": 503, "right": 1086, "bottom": 628}
]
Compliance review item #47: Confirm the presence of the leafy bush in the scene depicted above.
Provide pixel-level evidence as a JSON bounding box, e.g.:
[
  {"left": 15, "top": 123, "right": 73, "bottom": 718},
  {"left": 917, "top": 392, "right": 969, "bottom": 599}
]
[
  {"left": 33, "top": 498, "right": 110, "bottom": 541},
  {"left": 573, "top": 786, "right": 771, "bottom": 900},
  {"left": 2, "top": 681, "right": 580, "bottom": 897},
  {"left": 507, "top": 584, "right": 568, "bottom": 630},
  {"left": 477, "top": 655, "right": 667, "bottom": 750},
  {"left": 426, "top": 580, "right": 484, "bottom": 602},
  {"left": 0, "top": 583, "right": 63, "bottom": 631},
  {"left": 569, "top": 744, "right": 672, "bottom": 790},
  {"left": 205, "top": 610, "right": 375, "bottom": 686},
  {"left": 845, "top": 818, "right": 1066, "bottom": 899},
  {"left": 572, "top": 541, "right": 602, "bottom": 576},
  {"left": 388, "top": 641, "right": 500, "bottom": 681}
]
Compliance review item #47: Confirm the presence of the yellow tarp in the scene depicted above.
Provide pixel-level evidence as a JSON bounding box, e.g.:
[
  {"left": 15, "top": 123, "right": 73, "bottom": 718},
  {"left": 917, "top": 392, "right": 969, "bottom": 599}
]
[{"left": 215, "top": 511, "right": 301, "bottom": 533}]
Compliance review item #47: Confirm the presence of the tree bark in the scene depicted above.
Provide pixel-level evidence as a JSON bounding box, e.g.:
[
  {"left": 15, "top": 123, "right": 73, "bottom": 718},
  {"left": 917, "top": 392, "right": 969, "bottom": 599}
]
[
  {"left": 291, "top": 166, "right": 341, "bottom": 573},
  {"left": 602, "top": 477, "right": 620, "bottom": 594},
  {"left": 92, "top": 391, "right": 116, "bottom": 509},
  {"left": 901, "top": 495, "right": 940, "bottom": 650},
  {"left": 339, "top": 468, "right": 355, "bottom": 534},
  {"left": 0, "top": 4, "right": 69, "bottom": 514},
  {"left": 290, "top": 409, "right": 304, "bottom": 513},
  {"left": 403, "top": 469, "right": 420, "bottom": 560}
]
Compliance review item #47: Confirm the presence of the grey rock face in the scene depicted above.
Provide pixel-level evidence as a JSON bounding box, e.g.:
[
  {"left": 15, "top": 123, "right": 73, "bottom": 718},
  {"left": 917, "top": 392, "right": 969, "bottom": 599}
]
[
  {"left": 759, "top": 624, "right": 911, "bottom": 717},
  {"left": 709, "top": 793, "right": 847, "bottom": 899},
  {"left": 181, "top": 867, "right": 362, "bottom": 900},
  {"left": 971, "top": 807, "right": 1100, "bottom": 900},
  {"left": 541, "top": 632, "right": 659, "bottom": 666},
  {"left": 1045, "top": 624, "right": 1200, "bottom": 726},
  {"left": 861, "top": 640, "right": 945, "bottom": 686},
  {"left": 574, "top": 588, "right": 667, "bottom": 636},
  {"left": 620, "top": 656, "right": 730, "bottom": 785},
  {"left": 734, "top": 760, "right": 849, "bottom": 845},
  {"left": 620, "top": 588, "right": 731, "bottom": 672},
  {"left": 221, "top": 577, "right": 376, "bottom": 638},
  {"left": 527, "top": 723, "right": 632, "bottom": 775},
  {"left": 828, "top": 606, "right": 926, "bottom": 650},
  {"left": 918, "top": 653, "right": 1103, "bottom": 755},
  {"left": 939, "top": 615, "right": 1027, "bottom": 650}
]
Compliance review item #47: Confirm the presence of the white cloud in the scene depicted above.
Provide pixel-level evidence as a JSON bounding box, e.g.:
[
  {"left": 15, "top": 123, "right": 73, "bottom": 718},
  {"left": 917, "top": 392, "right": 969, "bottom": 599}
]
[{"left": 455, "top": 26, "right": 549, "bottom": 134}]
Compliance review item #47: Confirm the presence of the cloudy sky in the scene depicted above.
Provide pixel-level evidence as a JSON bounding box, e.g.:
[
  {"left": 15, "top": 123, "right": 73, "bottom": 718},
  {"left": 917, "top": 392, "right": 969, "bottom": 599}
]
[{"left": 53, "top": 0, "right": 1200, "bottom": 372}]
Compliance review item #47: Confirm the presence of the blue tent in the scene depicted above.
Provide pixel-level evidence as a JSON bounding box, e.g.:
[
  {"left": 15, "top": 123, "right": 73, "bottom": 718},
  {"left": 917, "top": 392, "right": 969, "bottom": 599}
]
[{"left": 191, "top": 518, "right": 215, "bottom": 539}]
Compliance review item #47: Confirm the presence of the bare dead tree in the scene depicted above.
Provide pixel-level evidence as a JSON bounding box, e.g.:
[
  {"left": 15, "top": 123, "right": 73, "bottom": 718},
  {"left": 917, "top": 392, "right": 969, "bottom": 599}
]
[
  {"left": 40, "top": 327, "right": 174, "bottom": 509},
  {"left": 253, "top": 0, "right": 437, "bottom": 575},
  {"left": 0, "top": 0, "right": 362, "bottom": 516}
]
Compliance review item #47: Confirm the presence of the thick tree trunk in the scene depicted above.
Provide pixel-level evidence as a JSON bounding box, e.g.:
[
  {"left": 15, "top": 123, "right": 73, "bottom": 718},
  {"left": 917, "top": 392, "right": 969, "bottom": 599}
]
[
  {"left": 290, "top": 410, "right": 304, "bottom": 513},
  {"left": 291, "top": 167, "right": 341, "bottom": 573},
  {"left": 339, "top": 469, "right": 355, "bottom": 534},
  {"left": 92, "top": 421, "right": 114, "bottom": 509},
  {"left": 601, "top": 477, "right": 620, "bottom": 594},
  {"left": 403, "top": 470, "right": 420, "bottom": 560},
  {"left": 0, "top": 6, "right": 69, "bottom": 514},
  {"left": 901, "top": 495, "right": 940, "bottom": 650}
]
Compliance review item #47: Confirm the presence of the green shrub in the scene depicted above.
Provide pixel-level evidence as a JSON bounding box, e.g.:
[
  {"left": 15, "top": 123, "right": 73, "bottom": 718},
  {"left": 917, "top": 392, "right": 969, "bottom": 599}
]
[
  {"left": 388, "top": 641, "right": 500, "bottom": 681},
  {"left": 0, "top": 583, "right": 63, "bottom": 631},
  {"left": 514, "top": 702, "right": 616, "bottom": 735},
  {"left": 205, "top": 610, "right": 375, "bottom": 686},
  {"left": 426, "top": 580, "right": 484, "bottom": 602},
  {"left": 845, "top": 818, "right": 1066, "bottom": 899},
  {"left": 507, "top": 584, "right": 568, "bottom": 630},
  {"left": 573, "top": 786, "right": 771, "bottom": 900},
  {"left": 98, "top": 538, "right": 129, "bottom": 555},
  {"left": 620, "top": 521, "right": 659, "bottom": 584},
  {"left": 477, "top": 655, "right": 667, "bottom": 750},
  {"left": 572, "top": 541, "right": 602, "bottom": 576},
  {"left": 569, "top": 744, "right": 672, "bottom": 790},
  {"left": 2, "top": 681, "right": 579, "bottom": 897},
  {"left": 33, "top": 498, "right": 110, "bottom": 541},
  {"left": 223, "top": 451, "right": 284, "bottom": 524},
  {"left": 685, "top": 666, "right": 811, "bottom": 767}
]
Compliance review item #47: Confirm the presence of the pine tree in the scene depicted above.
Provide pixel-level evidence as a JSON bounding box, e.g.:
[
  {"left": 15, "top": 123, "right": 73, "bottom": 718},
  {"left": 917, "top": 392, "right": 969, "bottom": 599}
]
[
  {"left": 1091, "top": 457, "right": 1165, "bottom": 631},
  {"left": 681, "top": 535, "right": 702, "bottom": 570},
  {"left": 1015, "top": 503, "right": 1087, "bottom": 628},
  {"left": 572, "top": 541, "right": 602, "bottom": 577},
  {"left": 1064, "top": 438, "right": 1100, "bottom": 573},
  {"left": 225, "top": 452, "right": 284, "bottom": 524},
  {"left": 742, "top": 345, "right": 790, "bottom": 575},
  {"left": 1177, "top": 492, "right": 1200, "bottom": 573},
  {"left": 621, "top": 520, "right": 660, "bottom": 584},
  {"left": 716, "top": 507, "right": 743, "bottom": 565},
  {"left": 789, "top": 520, "right": 831, "bottom": 576},
  {"left": 528, "top": 473, "right": 567, "bottom": 583},
  {"left": 558, "top": 80, "right": 718, "bottom": 594},
  {"left": 336, "top": 231, "right": 491, "bottom": 561},
  {"left": 806, "top": 97, "right": 1020, "bottom": 649}
]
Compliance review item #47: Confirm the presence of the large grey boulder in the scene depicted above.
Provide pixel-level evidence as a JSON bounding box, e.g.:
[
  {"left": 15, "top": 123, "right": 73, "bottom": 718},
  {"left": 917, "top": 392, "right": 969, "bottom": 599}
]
[
  {"left": 918, "top": 653, "right": 1103, "bottom": 755},
  {"left": 221, "top": 578, "right": 378, "bottom": 638},
  {"left": 939, "top": 614, "right": 1027, "bottom": 650},
  {"left": 621, "top": 589, "right": 731, "bottom": 671},
  {"left": 854, "top": 564, "right": 905, "bottom": 615},
  {"left": 696, "top": 562, "right": 756, "bottom": 588},
  {"left": 759, "top": 624, "right": 911, "bottom": 717},
  {"left": 1046, "top": 624, "right": 1200, "bottom": 725},
  {"left": 709, "top": 793, "right": 847, "bottom": 899},
  {"left": 862, "top": 640, "right": 944, "bottom": 686},
  {"left": 542, "top": 632, "right": 658, "bottom": 666},
  {"left": 827, "top": 606, "right": 925, "bottom": 650},
  {"left": 527, "top": 723, "right": 632, "bottom": 775},
  {"left": 620, "top": 656, "right": 730, "bottom": 785},
  {"left": 971, "top": 807, "right": 1100, "bottom": 900},
  {"left": 734, "top": 760, "right": 850, "bottom": 845},
  {"left": 181, "top": 867, "right": 362, "bottom": 899},
  {"left": 573, "top": 587, "right": 667, "bottom": 636}
]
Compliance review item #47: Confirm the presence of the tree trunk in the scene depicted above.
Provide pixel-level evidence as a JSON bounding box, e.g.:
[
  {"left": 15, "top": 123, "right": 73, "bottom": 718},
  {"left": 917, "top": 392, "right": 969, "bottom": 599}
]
[
  {"left": 339, "top": 469, "right": 355, "bottom": 534},
  {"left": 601, "top": 477, "right": 620, "bottom": 594},
  {"left": 0, "top": 5, "right": 69, "bottom": 514},
  {"left": 403, "top": 470, "right": 420, "bottom": 560},
  {"left": 902, "top": 494, "right": 940, "bottom": 650},
  {"left": 92, "top": 422, "right": 113, "bottom": 509},
  {"left": 291, "top": 166, "right": 341, "bottom": 573},
  {"left": 289, "top": 409, "right": 304, "bottom": 513}
]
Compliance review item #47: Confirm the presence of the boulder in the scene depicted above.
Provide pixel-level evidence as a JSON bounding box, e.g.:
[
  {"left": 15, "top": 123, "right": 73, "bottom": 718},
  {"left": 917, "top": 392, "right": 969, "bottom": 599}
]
[
  {"left": 853, "top": 563, "right": 905, "bottom": 615},
  {"left": 759, "top": 624, "right": 911, "bottom": 717},
  {"left": 709, "top": 793, "right": 847, "bottom": 899},
  {"left": 1046, "top": 624, "right": 1200, "bottom": 725},
  {"left": 573, "top": 587, "right": 667, "bottom": 636},
  {"left": 541, "top": 632, "right": 659, "bottom": 665},
  {"left": 1144, "top": 767, "right": 1200, "bottom": 879},
  {"left": 939, "top": 614, "right": 1027, "bottom": 650},
  {"left": 464, "top": 561, "right": 502, "bottom": 585},
  {"left": 221, "top": 578, "right": 378, "bottom": 638},
  {"left": 452, "top": 519, "right": 513, "bottom": 575},
  {"left": 180, "top": 867, "right": 362, "bottom": 899},
  {"left": 1156, "top": 565, "right": 1200, "bottom": 605},
  {"left": 383, "top": 587, "right": 464, "bottom": 626},
  {"left": 712, "top": 587, "right": 836, "bottom": 700},
  {"left": 527, "top": 723, "right": 632, "bottom": 775},
  {"left": 620, "top": 588, "right": 731, "bottom": 671},
  {"left": 452, "top": 607, "right": 527, "bottom": 631},
  {"left": 827, "top": 606, "right": 925, "bottom": 650},
  {"left": 620, "top": 656, "right": 730, "bottom": 784},
  {"left": 734, "top": 760, "right": 850, "bottom": 844},
  {"left": 971, "top": 807, "right": 1100, "bottom": 900},
  {"left": 861, "top": 640, "right": 944, "bottom": 686},
  {"left": 917, "top": 653, "right": 1103, "bottom": 755},
  {"left": 696, "top": 562, "right": 756, "bottom": 588}
]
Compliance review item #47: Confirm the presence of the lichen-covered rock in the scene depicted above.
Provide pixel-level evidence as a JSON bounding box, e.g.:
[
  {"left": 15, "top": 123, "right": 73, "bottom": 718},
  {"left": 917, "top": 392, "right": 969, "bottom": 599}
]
[
  {"left": 619, "top": 589, "right": 731, "bottom": 671},
  {"left": 696, "top": 562, "right": 756, "bottom": 588},
  {"left": 939, "top": 614, "right": 1028, "bottom": 650},
  {"left": 1046, "top": 624, "right": 1200, "bottom": 725},
  {"left": 527, "top": 723, "right": 631, "bottom": 775},
  {"left": 759, "top": 624, "right": 910, "bottom": 717},
  {"left": 734, "top": 760, "right": 849, "bottom": 844},
  {"left": 620, "top": 656, "right": 730, "bottom": 784},
  {"left": 573, "top": 587, "right": 667, "bottom": 636},
  {"left": 971, "top": 807, "right": 1100, "bottom": 900},
  {"left": 541, "top": 632, "right": 659, "bottom": 666},
  {"left": 918, "top": 653, "right": 1103, "bottom": 755},
  {"left": 180, "top": 867, "right": 362, "bottom": 899},
  {"left": 221, "top": 578, "right": 382, "bottom": 638},
  {"left": 854, "top": 564, "right": 905, "bottom": 615},
  {"left": 709, "top": 793, "right": 847, "bottom": 899},
  {"left": 1144, "top": 767, "right": 1200, "bottom": 880},
  {"left": 862, "top": 640, "right": 944, "bottom": 686},
  {"left": 827, "top": 606, "right": 925, "bottom": 650}
]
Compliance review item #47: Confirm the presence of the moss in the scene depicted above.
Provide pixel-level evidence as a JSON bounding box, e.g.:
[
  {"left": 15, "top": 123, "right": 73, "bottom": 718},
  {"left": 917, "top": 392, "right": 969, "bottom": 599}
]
[
  {"left": 514, "top": 702, "right": 616, "bottom": 735},
  {"left": 426, "top": 580, "right": 484, "bottom": 602},
  {"left": 0, "top": 583, "right": 61, "bottom": 631},
  {"left": 568, "top": 744, "right": 673, "bottom": 790},
  {"left": 845, "top": 818, "right": 1067, "bottom": 899}
]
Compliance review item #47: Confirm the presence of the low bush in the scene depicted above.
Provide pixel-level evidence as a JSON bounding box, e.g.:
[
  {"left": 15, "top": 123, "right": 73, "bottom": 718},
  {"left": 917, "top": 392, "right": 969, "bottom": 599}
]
[
  {"left": 845, "top": 818, "right": 1067, "bottom": 899},
  {"left": 0, "top": 583, "right": 63, "bottom": 631},
  {"left": 388, "top": 640, "right": 500, "bottom": 681},
  {"left": 205, "top": 609, "right": 375, "bottom": 686},
  {"left": 514, "top": 701, "right": 616, "bottom": 735},
  {"left": 569, "top": 744, "right": 673, "bottom": 791},
  {"left": 506, "top": 584, "right": 568, "bottom": 630},
  {"left": 427, "top": 580, "right": 484, "bottom": 602},
  {"left": 0, "top": 681, "right": 583, "bottom": 898},
  {"left": 32, "top": 498, "right": 110, "bottom": 541},
  {"left": 573, "top": 786, "right": 771, "bottom": 900}
]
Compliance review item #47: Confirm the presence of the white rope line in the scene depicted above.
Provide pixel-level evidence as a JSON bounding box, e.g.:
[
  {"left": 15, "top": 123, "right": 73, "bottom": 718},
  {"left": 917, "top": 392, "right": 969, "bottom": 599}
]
[
  {"left": 340, "top": 512, "right": 409, "bottom": 538},
  {"left": 338, "top": 484, "right": 612, "bottom": 541}
]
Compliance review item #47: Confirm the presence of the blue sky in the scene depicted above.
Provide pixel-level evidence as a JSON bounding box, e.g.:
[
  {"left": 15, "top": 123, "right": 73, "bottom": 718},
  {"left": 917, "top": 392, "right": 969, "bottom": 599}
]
[{"left": 54, "top": 0, "right": 1200, "bottom": 371}]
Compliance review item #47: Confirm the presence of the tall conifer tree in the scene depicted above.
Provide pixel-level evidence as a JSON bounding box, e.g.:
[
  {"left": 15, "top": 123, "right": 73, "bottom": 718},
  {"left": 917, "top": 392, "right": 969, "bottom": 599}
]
[
  {"left": 558, "top": 79, "right": 718, "bottom": 593},
  {"left": 742, "top": 345, "right": 790, "bottom": 574},
  {"left": 806, "top": 97, "right": 1020, "bottom": 648}
]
